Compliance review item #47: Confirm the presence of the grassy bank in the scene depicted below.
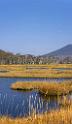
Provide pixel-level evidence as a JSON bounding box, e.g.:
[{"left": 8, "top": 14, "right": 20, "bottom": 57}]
[
  {"left": 0, "top": 64, "right": 72, "bottom": 78},
  {"left": 0, "top": 64, "right": 72, "bottom": 123},
  {"left": 0, "top": 105, "right": 72, "bottom": 124},
  {"left": 11, "top": 81, "right": 72, "bottom": 96}
]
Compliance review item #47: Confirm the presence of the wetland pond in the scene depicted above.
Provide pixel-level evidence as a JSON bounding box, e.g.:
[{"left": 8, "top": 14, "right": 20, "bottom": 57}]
[{"left": 0, "top": 77, "right": 72, "bottom": 117}]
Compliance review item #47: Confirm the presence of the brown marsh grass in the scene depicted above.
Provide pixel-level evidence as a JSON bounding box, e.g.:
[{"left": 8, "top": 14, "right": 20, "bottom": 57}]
[
  {"left": 0, "top": 64, "right": 72, "bottom": 78},
  {"left": 0, "top": 105, "right": 72, "bottom": 124},
  {"left": 11, "top": 80, "right": 72, "bottom": 96},
  {"left": 0, "top": 64, "right": 72, "bottom": 123}
]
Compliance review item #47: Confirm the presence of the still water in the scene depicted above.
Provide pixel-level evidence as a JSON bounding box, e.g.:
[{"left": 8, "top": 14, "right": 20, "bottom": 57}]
[{"left": 0, "top": 77, "right": 71, "bottom": 117}]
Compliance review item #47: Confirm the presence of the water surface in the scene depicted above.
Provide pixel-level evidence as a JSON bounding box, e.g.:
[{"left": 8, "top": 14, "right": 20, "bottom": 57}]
[{"left": 0, "top": 77, "right": 71, "bottom": 117}]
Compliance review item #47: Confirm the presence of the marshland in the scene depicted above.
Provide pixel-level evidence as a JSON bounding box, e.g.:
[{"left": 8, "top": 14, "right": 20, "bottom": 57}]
[
  {"left": 0, "top": 64, "right": 72, "bottom": 124},
  {"left": 1, "top": 0, "right": 72, "bottom": 123}
]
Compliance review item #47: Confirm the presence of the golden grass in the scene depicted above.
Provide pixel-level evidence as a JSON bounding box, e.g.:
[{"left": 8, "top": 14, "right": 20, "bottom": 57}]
[
  {"left": 0, "top": 105, "right": 72, "bottom": 124},
  {"left": 0, "top": 64, "right": 72, "bottom": 78},
  {"left": 0, "top": 64, "right": 72, "bottom": 123},
  {"left": 11, "top": 80, "right": 72, "bottom": 96}
]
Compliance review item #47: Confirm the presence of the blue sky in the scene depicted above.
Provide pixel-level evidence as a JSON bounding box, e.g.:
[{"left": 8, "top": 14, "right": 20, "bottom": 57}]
[{"left": 0, "top": 0, "right": 72, "bottom": 55}]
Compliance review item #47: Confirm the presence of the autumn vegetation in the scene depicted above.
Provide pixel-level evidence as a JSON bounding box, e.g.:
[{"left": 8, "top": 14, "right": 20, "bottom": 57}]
[
  {"left": 11, "top": 80, "right": 72, "bottom": 96},
  {"left": 0, "top": 104, "right": 72, "bottom": 124},
  {"left": 0, "top": 64, "right": 72, "bottom": 78},
  {"left": 0, "top": 64, "right": 72, "bottom": 124}
]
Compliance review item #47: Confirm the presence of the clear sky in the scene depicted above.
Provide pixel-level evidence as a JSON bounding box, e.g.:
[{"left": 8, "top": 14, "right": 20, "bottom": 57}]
[{"left": 0, "top": 0, "right": 72, "bottom": 55}]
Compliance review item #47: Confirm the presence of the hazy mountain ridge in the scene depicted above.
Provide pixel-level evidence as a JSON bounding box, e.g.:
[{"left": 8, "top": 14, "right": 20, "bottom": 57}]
[
  {"left": 0, "top": 44, "right": 72, "bottom": 64},
  {"left": 42, "top": 44, "right": 72, "bottom": 57}
]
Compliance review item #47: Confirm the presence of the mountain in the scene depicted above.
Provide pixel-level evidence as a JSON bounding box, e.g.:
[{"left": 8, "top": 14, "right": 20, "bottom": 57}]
[
  {"left": 0, "top": 49, "right": 14, "bottom": 56},
  {"left": 0, "top": 44, "right": 72, "bottom": 64},
  {"left": 42, "top": 44, "right": 72, "bottom": 57}
]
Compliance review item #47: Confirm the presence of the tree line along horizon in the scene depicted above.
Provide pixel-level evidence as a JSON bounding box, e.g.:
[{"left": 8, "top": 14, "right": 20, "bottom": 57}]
[{"left": 0, "top": 49, "right": 72, "bottom": 64}]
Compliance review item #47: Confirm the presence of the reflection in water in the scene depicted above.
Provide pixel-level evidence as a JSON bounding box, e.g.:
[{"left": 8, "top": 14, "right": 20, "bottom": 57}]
[
  {"left": 0, "top": 91, "right": 68, "bottom": 117},
  {"left": 0, "top": 92, "right": 57, "bottom": 117},
  {"left": 0, "top": 78, "right": 71, "bottom": 117}
]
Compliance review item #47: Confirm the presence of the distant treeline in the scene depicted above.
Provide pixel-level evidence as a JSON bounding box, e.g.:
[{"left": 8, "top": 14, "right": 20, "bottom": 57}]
[{"left": 0, "top": 50, "right": 72, "bottom": 64}]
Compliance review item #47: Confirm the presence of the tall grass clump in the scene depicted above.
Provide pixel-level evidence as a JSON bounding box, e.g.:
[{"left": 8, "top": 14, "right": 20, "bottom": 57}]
[{"left": 11, "top": 80, "right": 72, "bottom": 96}]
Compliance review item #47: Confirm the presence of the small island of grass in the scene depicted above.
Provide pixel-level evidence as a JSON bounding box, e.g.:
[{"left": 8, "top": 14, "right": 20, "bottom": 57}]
[{"left": 11, "top": 80, "right": 72, "bottom": 96}]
